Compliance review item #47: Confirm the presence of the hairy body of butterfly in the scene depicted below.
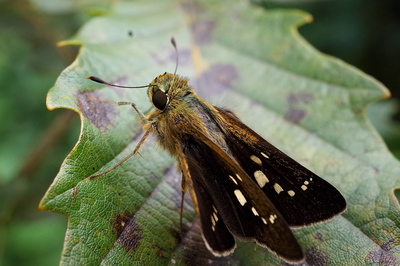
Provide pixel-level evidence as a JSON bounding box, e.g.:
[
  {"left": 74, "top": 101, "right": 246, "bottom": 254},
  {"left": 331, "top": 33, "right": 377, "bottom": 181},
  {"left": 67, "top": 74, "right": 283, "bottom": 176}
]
[{"left": 89, "top": 72, "right": 346, "bottom": 263}]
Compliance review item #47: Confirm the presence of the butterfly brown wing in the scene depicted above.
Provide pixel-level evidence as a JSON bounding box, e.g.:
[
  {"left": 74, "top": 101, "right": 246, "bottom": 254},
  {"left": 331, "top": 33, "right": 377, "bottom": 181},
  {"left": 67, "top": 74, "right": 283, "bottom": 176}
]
[
  {"left": 176, "top": 132, "right": 304, "bottom": 262},
  {"left": 215, "top": 107, "right": 346, "bottom": 227},
  {"left": 176, "top": 147, "right": 236, "bottom": 256}
]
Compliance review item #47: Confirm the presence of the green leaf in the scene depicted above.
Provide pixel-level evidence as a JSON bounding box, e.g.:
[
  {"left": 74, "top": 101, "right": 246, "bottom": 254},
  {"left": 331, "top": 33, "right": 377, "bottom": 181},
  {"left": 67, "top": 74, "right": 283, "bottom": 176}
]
[{"left": 40, "top": 0, "right": 400, "bottom": 265}]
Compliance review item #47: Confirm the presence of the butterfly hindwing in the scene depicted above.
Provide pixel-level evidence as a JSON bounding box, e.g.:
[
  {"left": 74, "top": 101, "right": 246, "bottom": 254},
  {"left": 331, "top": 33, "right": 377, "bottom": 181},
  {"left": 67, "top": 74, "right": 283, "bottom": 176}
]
[
  {"left": 187, "top": 170, "right": 236, "bottom": 256},
  {"left": 179, "top": 134, "right": 304, "bottom": 262},
  {"left": 216, "top": 107, "right": 347, "bottom": 227}
]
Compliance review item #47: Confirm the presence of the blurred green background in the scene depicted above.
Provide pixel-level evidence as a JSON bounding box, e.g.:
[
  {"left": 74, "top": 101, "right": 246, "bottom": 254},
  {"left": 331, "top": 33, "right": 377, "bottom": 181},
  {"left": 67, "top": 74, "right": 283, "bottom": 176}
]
[{"left": 0, "top": 0, "right": 399, "bottom": 265}]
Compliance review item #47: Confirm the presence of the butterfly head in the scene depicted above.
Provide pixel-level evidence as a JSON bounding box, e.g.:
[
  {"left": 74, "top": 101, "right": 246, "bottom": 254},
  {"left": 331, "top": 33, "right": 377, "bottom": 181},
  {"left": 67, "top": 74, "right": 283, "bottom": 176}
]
[{"left": 148, "top": 72, "right": 193, "bottom": 111}]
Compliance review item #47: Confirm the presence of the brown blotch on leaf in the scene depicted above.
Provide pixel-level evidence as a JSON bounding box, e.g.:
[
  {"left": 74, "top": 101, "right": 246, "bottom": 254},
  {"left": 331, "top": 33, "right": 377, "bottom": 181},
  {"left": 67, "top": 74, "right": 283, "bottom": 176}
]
[
  {"left": 300, "top": 246, "right": 329, "bottom": 266},
  {"left": 111, "top": 213, "right": 133, "bottom": 238},
  {"left": 116, "top": 216, "right": 143, "bottom": 251},
  {"left": 76, "top": 91, "right": 117, "bottom": 132}
]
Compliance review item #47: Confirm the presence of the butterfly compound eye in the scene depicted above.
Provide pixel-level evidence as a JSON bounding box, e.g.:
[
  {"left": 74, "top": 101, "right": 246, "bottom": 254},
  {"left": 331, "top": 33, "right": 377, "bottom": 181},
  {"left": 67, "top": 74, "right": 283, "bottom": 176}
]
[{"left": 152, "top": 89, "right": 168, "bottom": 110}]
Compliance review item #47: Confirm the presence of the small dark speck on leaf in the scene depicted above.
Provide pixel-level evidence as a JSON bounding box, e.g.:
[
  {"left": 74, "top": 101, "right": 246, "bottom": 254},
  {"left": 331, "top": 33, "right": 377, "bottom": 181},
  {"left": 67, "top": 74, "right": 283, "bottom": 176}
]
[
  {"left": 313, "top": 232, "right": 324, "bottom": 242},
  {"left": 72, "top": 187, "right": 78, "bottom": 197},
  {"left": 373, "top": 167, "right": 380, "bottom": 174}
]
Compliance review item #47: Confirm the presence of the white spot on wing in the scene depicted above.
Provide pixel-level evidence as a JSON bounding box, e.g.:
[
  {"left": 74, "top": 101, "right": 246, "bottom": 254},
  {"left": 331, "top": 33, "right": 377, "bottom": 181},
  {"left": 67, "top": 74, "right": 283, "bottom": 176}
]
[
  {"left": 251, "top": 207, "right": 259, "bottom": 216},
  {"left": 261, "top": 217, "right": 268, "bottom": 224},
  {"left": 211, "top": 206, "right": 219, "bottom": 232},
  {"left": 213, "top": 212, "right": 218, "bottom": 222},
  {"left": 211, "top": 215, "right": 216, "bottom": 226},
  {"left": 288, "top": 190, "right": 295, "bottom": 197},
  {"left": 274, "top": 183, "right": 284, "bottom": 194},
  {"left": 269, "top": 214, "right": 277, "bottom": 224},
  {"left": 234, "top": 189, "right": 247, "bottom": 206},
  {"left": 229, "top": 175, "right": 238, "bottom": 185},
  {"left": 235, "top": 174, "right": 243, "bottom": 182},
  {"left": 250, "top": 155, "right": 262, "bottom": 165},
  {"left": 254, "top": 170, "right": 269, "bottom": 188},
  {"left": 213, "top": 205, "right": 218, "bottom": 213},
  {"left": 261, "top": 152, "right": 269, "bottom": 159},
  {"left": 301, "top": 185, "right": 308, "bottom": 191},
  {"left": 211, "top": 214, "right": 216, "bottom": 231}
]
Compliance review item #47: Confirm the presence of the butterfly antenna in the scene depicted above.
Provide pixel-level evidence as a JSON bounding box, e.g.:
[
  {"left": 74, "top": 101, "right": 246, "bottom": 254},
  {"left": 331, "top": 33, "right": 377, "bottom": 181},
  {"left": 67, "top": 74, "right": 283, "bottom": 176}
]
[
  {"left": 87, "top": 76, "right": 155, "bottom": 89},
  {"left": 171, "top": 37, "right": 179, "bottom": 75}
]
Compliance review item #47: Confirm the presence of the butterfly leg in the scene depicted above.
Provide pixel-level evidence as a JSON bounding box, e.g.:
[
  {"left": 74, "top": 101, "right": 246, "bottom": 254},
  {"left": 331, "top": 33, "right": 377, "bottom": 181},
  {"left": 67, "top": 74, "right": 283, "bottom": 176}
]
[
  {"left": 175, "top": 144, "right": 191, "bottom": 240},
  {"left": 85, "top": 93, "right": 152, "bottom": 179},
  {"left": 85, "top": 93, "right": 147, "bottom": 123},
  {"left": 89, "top": 129, "right": 152, "bottom": 179}
]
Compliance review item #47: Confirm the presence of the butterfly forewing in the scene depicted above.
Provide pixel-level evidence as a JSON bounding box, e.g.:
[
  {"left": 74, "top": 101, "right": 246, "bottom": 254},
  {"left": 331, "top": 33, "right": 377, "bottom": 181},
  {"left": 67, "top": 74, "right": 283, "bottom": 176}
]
[
  {"left": 216, "top": 107, "right": 347, "bottom": 227},
  {"left": 180, "top": 135, "right": 304, "bottom": 262}
]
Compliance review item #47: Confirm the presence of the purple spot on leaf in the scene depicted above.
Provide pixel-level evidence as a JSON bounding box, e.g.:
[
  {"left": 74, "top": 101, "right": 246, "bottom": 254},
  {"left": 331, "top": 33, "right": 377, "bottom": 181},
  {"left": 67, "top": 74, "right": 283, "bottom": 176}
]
[
  {"left": 191, "top": 20, "right": 216, "bottom": 44},
  {"left": 285, "top": 93, "right": 314, "bottom": 124},
  {"left": 77, "top": 92, "right": 116, "bottom": 132},
  {"left": 366, "top": 239, "right": 398, "bottom": 265},
  {"left": 194, "top": 64, "right": 239, "bottom": 97},
  {"left": 285, "top": 109, "right": 306, "bottom": 124}
]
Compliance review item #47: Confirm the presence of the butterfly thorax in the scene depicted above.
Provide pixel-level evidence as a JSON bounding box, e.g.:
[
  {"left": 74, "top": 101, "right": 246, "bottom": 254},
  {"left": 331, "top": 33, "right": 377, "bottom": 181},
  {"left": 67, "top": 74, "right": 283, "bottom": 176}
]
[{"left": 145, "top": 73, "right": 229, "bottom": 157}]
